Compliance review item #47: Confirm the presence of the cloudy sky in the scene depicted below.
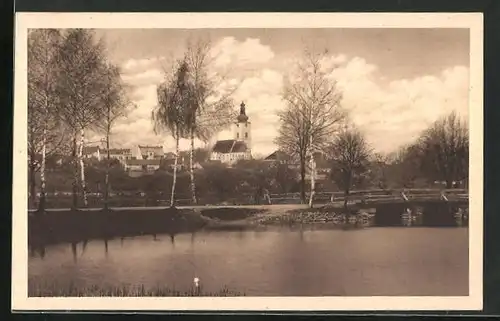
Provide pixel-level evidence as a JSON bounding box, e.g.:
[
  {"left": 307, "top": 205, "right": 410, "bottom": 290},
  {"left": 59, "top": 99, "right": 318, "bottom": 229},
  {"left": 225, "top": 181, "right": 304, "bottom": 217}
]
[{"left": 90, "top": 28, "right": 469, "bottom": 157}]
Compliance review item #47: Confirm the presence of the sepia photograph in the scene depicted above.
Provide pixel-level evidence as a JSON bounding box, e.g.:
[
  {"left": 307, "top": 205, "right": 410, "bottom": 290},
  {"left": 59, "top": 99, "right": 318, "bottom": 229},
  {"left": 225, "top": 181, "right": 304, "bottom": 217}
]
[{"left": 13, "top": 13, "right": 483, "bottom": 311}]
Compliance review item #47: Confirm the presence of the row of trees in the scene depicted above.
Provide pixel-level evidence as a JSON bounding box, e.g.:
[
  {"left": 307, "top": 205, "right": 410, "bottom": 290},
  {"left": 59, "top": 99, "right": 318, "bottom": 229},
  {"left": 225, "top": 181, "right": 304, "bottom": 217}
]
[
  {"left": 28, "top": 30, "right": 469, "bottom": 210},
  {"left": 275, "top": 50, "right": 469, "bottom": 208},
  {"left": 28, "top": 29, "right": 133, "bottom": 211},
  {"left": 28, "top": 31, "right": 240, "bottom": 210},
  {"left": 152, "top": 39, "right": 237, "bottom": 207}
]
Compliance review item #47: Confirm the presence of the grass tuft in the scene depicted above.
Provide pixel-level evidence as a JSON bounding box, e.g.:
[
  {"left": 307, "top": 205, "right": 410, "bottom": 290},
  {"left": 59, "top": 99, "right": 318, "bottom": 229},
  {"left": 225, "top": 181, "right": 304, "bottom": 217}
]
[{"left": 28, "top": 281, "right": 245, "bottom": 297}]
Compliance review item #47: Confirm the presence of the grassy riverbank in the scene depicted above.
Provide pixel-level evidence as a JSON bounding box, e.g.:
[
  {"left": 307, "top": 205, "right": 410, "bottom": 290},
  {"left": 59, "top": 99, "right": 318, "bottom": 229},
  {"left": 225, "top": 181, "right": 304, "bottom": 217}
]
[
  {"left": 29, "top": 206, "right": 281, "bottom": 246},
  {"left": 29, "top": 281, "right": 245, "bottom": 297}
]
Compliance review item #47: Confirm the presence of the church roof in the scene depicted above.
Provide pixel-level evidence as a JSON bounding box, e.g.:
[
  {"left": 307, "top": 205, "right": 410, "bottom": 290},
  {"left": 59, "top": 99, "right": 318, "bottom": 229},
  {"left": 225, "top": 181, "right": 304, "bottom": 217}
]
[
  {"left": 237, "top": 113, "right": 248, "bottom": 123},
  {"left": 212, "top": 139, "right": 248, "bottom": 153}
]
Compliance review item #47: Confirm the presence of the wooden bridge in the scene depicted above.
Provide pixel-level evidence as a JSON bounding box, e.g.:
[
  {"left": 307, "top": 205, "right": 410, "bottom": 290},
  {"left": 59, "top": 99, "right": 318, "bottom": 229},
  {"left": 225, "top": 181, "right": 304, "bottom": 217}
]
[
  {"left": 267, "top": 188, "right": 468, "bottom": 205},
  {"left": 267, "top": 188, "right": 469, "bottom": 227}
]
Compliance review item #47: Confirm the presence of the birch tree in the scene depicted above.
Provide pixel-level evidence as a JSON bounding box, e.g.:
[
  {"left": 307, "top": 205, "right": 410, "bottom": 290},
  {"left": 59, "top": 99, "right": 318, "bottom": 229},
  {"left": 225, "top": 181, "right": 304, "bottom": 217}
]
[
  {"left": 98, "top": 64, "right": 135, "bottom": 209},
  {"left": 275, "top": 49, "right": 345, "bottom": 205},
  {"left": 183, "top": 38, "right": 237, "bottom": 204},
  {"left": 153, "top": 59, "right": 192, "bottom": 207},
  {"left": 54, "top": 29, "right": 111, "bottom": 208},
  {"left": 27, "top": 29, "right": 65, "bottom": 211}
]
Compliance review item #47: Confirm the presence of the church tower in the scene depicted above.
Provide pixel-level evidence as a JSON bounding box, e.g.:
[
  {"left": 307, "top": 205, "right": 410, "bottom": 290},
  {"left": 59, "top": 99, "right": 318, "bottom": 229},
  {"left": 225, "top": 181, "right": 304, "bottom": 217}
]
[{"left": 234, "top": 101, "right": 252, "bottom": 149}]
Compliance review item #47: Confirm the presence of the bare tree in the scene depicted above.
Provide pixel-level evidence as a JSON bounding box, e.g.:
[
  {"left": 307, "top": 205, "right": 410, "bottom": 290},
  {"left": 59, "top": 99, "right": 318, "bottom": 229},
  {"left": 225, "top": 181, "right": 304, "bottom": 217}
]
[
  {"left": 386, "top": 144, "right": 423, "bottom": 188},
  {"left": 418, "top": 111, "right": 469, "bottom": 188},
  {"left": 153, "top": 59, "right": 192, "bottom": 207},
  {"left": 27, "top": 29, "right": 66, "bottom": 211},
  {"left": 54, "top": 29, "right": 112, "bottom": 208},
  {"left": 183, "top": 38, "right": 237, "bottom": 204},
  {"left": 275, "top": 49, "right": 345, "bottom": 205},
  {"left": 326, "top": 127, "right": 371, "bottom": 209},
  {"left": 368, "top": 152, "right": 390, "bottom": 190},
  {"left": 97, "top": 64, "right": 135, "bottom": 209}
]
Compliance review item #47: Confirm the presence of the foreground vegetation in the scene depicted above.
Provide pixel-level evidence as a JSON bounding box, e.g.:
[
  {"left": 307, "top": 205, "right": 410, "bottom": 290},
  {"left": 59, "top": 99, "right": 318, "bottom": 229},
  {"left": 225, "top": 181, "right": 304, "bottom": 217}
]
[{"left": 29, "top": 281, "right": 245, "bottom": 297}]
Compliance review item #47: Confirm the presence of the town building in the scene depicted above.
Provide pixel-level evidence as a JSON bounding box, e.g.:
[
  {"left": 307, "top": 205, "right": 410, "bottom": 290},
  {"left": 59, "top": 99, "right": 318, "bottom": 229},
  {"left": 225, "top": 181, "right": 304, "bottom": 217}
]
[
  {"left": 124, "top": 159, "right": 161, "bottom": 177},
  {"left": 102, "top": 148, "right": 133, "bottom": 164},
  {"left": 264, "top": 150, "right": 331, "bottom": 180},
  {"left": 136, "top": 145, "right": 164, "bottom": 160},
  {"left": 210, "top": 102, "right": 252, "bottom": 165},
  {"left": 83, "top": 146, "right": 133, "bottom": 164},
  {"left": 264, "top": 150, "right": 292, "bottom": 164},
  {"left": 83, "top": 146, "right": 101, "bottom": 160}
]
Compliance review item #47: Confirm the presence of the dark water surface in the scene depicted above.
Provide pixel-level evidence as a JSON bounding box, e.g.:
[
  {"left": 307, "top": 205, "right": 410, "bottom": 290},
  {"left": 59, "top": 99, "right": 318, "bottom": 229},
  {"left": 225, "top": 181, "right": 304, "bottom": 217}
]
[{"left": 29, "top": 226, "right": 469, "bottom": 296}]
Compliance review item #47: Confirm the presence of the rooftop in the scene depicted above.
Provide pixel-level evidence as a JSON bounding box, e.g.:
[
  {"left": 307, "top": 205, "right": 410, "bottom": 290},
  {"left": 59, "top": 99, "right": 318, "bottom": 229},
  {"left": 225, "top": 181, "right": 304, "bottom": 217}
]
[
  {"left": 83, "top": 146, "right": 100, "bottom": 154},
  {"left": 264, "top": 150, "right": 291, "bottom": 162},
  {"left": 212, "top": 139, "right": 248, "bottom": 154},
  {"left": 104, "top": 148, "right": 131, "bottom": 155}
]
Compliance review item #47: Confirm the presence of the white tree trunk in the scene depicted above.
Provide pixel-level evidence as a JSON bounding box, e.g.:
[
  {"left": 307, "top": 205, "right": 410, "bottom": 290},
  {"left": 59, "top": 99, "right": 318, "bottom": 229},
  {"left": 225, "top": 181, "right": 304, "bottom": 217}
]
[
  {"left": 170, "top": 130, "right": 179, "bottom": 207},
  {"left": 79, "top": 128, "right": 88, "bottom": 207},
  {"left": 39, "top": 122, "right": 47, "bottom": 210},
  {"left": 308, "top": 136, "right": 316, "bottom": 208},
  {"left": 189, "top": 130, "right": 197, "bottom": 204},
  {"left": 71, "top": 132, "right": 79, "bottom": 209},
  {"left": 104, "top": 130, "right": 110, "bottom": 209}
]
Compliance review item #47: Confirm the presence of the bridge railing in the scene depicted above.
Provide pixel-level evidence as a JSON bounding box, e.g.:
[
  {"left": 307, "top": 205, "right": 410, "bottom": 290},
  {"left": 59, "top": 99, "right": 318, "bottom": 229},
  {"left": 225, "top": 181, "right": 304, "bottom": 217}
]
[{"left": 28, "top": 188, "right": 468, "bottom": 210}]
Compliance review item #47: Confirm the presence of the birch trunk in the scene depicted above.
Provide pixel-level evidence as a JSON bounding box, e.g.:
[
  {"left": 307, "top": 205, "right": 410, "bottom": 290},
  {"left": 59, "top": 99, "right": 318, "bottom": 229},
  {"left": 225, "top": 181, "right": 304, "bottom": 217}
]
[
  {"left": 28, "top": 125, "right": 37, "bottom": 209},
  {"left": 170, "top": 128, "right": 179, "bottom": 208},
  {"left": 79, "top": 128, "right": 88, "bottom": 207},
  {"left": 104, "top": 129, "right": 110, "bottom": 209},
  {"left": 308, "top": 135, "right": 315, "bottom": 208},
  {"left": 71, "top": 132, "right": 78, "bottom": 209},
  {"left": 299, "top": 159, "right": 306, "bottom": 204},
  {"left": 29, "top": 163, "right": 36, "bottom": 209},
  {"left": 189, "top": 128, "right": 197, "bottom": 205},
  {"left": 38, "top": 122, "right": 47, "bottom": 211}
]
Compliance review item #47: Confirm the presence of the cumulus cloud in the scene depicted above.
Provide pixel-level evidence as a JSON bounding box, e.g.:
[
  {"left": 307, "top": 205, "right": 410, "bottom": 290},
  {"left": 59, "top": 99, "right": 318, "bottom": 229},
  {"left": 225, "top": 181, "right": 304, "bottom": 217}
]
[
  {"left": 94, "top": 44, "right": 469, "bottom": 158},
  {"left": 210, "top": 37, "right": 275, "bottom": 69},
  {"left": 121, "top": 69, "right": 164, "bottom": 85},
  {"left": 121, "top": 56, "right": 165, "bottom": 71},
  {"left": 329, "top": 59, "right": 469, "bottom": 153}
]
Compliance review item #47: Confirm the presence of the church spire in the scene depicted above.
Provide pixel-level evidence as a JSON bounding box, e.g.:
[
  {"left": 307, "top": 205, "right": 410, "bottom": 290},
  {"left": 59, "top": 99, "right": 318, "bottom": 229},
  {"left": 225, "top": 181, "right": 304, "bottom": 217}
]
[{"left": 237, "top": 101, "right": 249, "bottom": 123}]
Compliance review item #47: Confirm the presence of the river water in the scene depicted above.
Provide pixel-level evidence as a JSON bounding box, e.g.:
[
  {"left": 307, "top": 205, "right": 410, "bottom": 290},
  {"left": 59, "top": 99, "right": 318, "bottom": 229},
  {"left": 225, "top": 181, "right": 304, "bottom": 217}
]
[{"left": 28, "top": 225, "right": 469, "bottom": 296}]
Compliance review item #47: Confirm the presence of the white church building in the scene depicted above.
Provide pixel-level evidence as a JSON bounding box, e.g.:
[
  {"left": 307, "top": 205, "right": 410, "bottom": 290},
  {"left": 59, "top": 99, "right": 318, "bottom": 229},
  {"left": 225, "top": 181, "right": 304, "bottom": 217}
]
[{"left": 210, "top": 102, "right": 252, "bottom": 164}]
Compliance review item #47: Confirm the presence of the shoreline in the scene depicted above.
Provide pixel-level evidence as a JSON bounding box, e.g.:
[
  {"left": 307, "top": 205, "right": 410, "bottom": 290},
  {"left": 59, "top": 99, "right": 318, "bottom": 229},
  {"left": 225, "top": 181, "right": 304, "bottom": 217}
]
[{"left": 28, "top": 203, "right": 468, "bottom": 247}]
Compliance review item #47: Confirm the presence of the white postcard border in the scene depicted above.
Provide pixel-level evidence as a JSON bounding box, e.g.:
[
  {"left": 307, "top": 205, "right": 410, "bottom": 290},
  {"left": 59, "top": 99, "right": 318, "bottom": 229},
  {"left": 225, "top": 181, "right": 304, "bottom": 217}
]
[{"left": 12, "top": 12, "right": 484, "bottom": 311}]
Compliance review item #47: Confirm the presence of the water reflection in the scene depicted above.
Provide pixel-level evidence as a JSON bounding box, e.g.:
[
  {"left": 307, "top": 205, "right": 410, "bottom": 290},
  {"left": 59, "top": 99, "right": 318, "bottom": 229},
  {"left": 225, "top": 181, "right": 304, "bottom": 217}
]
[
  {"left": 29, "top": 244, "right": 46, "bottom": 259},
  {"left": 71, "top": 242, "right": 78, "bottom": 262},
  {"left": 29, "top": 226, "right": 469, "bottom": 297},
  {"left": 82, "top": 240, "right": 88, "bottom": 255},
  {"left": 104, "top": 239, "right": 109, "bottom": 256}
]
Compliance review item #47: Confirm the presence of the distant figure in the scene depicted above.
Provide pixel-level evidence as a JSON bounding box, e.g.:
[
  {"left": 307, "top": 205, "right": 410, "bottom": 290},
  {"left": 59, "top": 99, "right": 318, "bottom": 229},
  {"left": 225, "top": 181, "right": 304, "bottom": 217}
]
[
  {"left": 193, "top": 277, "right": 201, "bottom": 296},
  {"left": 254, "top": 187, "right": 263, "bottom": 205},
  {"left": 263, "top": 188, "right": 271, "bottom": 204}
]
